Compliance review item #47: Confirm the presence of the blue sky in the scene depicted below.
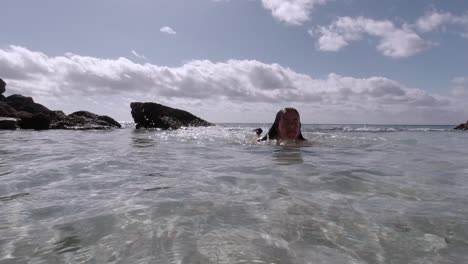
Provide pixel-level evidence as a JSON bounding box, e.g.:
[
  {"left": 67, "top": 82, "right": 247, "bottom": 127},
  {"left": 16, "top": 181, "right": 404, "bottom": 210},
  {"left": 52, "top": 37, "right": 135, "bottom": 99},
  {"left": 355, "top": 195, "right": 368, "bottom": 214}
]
[{"left": 1, "top": 0, "right": 468, "bottom": 124}]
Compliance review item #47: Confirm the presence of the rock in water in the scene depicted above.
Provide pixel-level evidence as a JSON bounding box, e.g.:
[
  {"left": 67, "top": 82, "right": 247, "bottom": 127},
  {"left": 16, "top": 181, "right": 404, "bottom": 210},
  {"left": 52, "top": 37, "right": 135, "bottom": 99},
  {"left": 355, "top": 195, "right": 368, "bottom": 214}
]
[
  {"left": 0, "top": 117, "right": 18, "bottom": 130},
  {"left": 0, "top": 102, "right": 16, "bottom": 117},
  {"left": 454, "top": 121, "right": 468, "bottom": 131},
  {"left": 3, "top": 94, "right": 52, "bottom": 114},
  {"left": 18, "top": 112, "right": 51, "bottom": 130},
  {"left": 130, "top": 102, "right": 213, "bottom": 129},
  {"left": 50, "top": 111, "right": 122, "bottom": 130},
  {"left": 0, "top": 78, "right": 6, "bottom": 99},
  {"left": 0, "top": 79, "right": 121, "bottom": 130}
]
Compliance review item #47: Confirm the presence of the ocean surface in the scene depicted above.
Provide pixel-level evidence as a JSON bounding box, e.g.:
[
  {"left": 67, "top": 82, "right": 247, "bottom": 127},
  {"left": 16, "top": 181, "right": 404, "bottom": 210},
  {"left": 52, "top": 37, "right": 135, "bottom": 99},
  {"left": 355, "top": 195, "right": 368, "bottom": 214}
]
[{"left": 0, "top": 123, "right": 467, "bottom": 264}]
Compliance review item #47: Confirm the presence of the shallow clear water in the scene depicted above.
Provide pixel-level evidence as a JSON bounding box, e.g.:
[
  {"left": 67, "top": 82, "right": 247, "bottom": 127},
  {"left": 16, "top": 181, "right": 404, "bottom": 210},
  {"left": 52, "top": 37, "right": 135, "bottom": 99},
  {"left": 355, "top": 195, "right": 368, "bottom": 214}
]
[{"left": 0, "top": 124, "right": 467, "bottom": 264}]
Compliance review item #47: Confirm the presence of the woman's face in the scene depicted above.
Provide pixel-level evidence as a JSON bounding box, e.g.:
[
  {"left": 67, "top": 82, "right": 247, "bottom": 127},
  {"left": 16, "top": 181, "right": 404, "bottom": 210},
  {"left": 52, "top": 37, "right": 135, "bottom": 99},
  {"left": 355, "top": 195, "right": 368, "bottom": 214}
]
[{"left": 278, "top": 111, "right": 300, "bottom": 140}]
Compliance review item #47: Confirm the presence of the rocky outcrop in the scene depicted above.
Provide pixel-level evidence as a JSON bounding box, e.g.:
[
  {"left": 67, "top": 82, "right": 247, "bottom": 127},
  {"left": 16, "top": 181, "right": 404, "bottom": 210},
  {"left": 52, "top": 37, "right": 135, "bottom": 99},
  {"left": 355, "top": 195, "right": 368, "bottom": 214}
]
[
  {"left": 16, "top": 112, "right": 51, "bottom": 130},
  {"left": 130, "top": 102, "right": 213, "bottom": 129},
  {"left": 0, "top": 101, "right": 16, "bottom": 117},
  {"left": 0, "top": 117, "right": 18, "bottom": 130},
  {"left": 0, "top": 78, "right": 5, "bottom": 99},
  {"left": 454, "top": 121, "right": 468, "bottom": 131},
  {"left": 3, "top": 94, "right": 52, "bottom": 114},
  {"left": 0, "top": 79, "right": 5, "bottom": 90},
  {"left": 0, "top": 79, "right": 121, "bottom": 130},
  {"left": 51, "top": 111, "right": 122, "bottom": 130}
]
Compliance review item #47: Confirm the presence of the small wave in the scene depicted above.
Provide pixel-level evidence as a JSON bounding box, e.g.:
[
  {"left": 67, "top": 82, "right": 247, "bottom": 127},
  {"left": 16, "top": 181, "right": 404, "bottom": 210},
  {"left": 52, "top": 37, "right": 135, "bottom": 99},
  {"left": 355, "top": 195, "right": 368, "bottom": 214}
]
[
  {"left": 118, "top": 121, "right": 136, "bottom": 129},
  {"left": 303, "top": 125, "right": 452, "bottom": 133},
  {"left": 303, "top": 127, "right": 399, "bottom": 133},
  {"left": 407, "top": 128, "right": 449, "bottom": 132},
  {"left": 119, "top": 121, "right": 453, "bottom": 133},
  {"left": 119, "top": 122, "right": 453, "bottom": 133},
  {"left": 344, "top": 126, "right": 401, "bottom": 132}
]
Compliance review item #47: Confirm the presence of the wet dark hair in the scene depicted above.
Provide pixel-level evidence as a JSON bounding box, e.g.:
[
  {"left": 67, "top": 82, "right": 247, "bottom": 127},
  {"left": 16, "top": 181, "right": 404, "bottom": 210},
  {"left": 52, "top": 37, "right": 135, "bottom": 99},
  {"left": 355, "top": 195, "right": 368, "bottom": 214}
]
[
  {"left": 259, "top": 107, "right": 306, "bottom": 141},
  {"left": 253, "top": 128, "right": 263, "bottom": 136}
]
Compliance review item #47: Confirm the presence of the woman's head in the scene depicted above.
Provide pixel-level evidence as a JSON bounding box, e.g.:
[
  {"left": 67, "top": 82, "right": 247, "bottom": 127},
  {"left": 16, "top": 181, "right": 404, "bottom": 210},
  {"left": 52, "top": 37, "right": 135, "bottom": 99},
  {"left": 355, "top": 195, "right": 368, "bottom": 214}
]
[
  {"left": 262, "top": 107, "right": 305, "bottom": 141},
  {"left": 277, "top": 108, "right": 301, "bottom": 140}
]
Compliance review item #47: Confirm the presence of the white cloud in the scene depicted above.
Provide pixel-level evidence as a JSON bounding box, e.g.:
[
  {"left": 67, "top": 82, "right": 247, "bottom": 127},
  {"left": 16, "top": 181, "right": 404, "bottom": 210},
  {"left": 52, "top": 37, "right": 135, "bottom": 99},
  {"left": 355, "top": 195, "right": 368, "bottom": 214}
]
[
  {"left": 160, "top": 26, "right": 176, "bottom": 35},
  {"left": 212, "top": 0, "right": 331, "bottom": 26},
  {"left": 261, "top": 0, "right": 330, "bottom": 25},
  {"left": 313, "top": 16, "right": 433, "bottom": 58},
  {"left": 0, "top": 45, "right": 465, "bottom": 123},
  {"left": 131, "top": 50, "right": 146, "bottom": 60},
  {"left": 416, "top": 10, "right": 468, "bottom": 36},
  {"left": 451, "top": 86, "right": 468, "bottom": 97},
  {"left": 452, "top": 76, "right": 468, "bottom": 86},
  {"left": 416, "top": 11, "right": 456, "bottom": 32}
]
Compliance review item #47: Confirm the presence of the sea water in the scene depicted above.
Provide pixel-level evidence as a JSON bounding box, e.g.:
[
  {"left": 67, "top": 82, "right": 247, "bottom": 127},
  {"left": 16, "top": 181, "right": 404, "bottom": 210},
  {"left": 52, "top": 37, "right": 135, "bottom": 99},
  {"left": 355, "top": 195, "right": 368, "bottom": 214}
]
[{"left": 0, "top": 124, "right": 467, "bottom": 264}]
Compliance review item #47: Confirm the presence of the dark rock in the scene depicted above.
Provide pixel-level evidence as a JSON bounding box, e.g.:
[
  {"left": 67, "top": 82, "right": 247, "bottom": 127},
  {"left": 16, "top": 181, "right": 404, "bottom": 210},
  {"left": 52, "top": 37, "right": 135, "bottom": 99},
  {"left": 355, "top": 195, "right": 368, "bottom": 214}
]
[
  {"left": 0, "top": 117, "right": 18, "bottom": 130},
  {"left": 0, "top": 78, "right": 5, "bottom": 95},
  {"left": 15, "top": 110, "right": 33, "bottom": 118},
  {"left": 15, "top": 111, "right": 50, "bottom": 130},
  {"left": 51, "top": 110, "right": 67, "bottom": 121},
  {"left": 4, "top": 94, "right": 53, "bottom": 115},
  {"left": 0, "top": 98, "right": 121, "bottom": 130},
  {"left": 0, "top": 79, "right": 121, "bottom": 130},
  {"left": 50, "top": 111, "right": 121, "bottom": 130},
  {"left": 130, "top": 102, "right": 213, "bottom": 129},
  {"left": 454, "top": 120, "right": 468, "bottom": 131},
  {"left": 0, "top": 79, "right": 6, "bottom": 100},
  {"left": 18, "top": 112, "right": 51, "bottom": 130},
  {"left": 97, "top": 115, "right": 122, "bottom": 128},
  {"left": 0, "top": 102, "right": 17, "bottom": 117}
]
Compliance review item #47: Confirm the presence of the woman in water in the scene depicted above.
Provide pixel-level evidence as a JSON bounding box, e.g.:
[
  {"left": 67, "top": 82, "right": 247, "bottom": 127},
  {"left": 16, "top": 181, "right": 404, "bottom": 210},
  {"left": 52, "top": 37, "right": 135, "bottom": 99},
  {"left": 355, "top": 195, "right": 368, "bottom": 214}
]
[{"left": 259, "top": 107, "right": 306, "bottom": 143}]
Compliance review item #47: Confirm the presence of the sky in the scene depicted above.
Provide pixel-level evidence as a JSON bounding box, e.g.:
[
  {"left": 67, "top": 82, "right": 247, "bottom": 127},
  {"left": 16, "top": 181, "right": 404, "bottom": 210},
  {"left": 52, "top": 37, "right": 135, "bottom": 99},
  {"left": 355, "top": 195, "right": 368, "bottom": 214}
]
[{"left": 1, "top": 0, "right": 468, "bottom": 124}]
